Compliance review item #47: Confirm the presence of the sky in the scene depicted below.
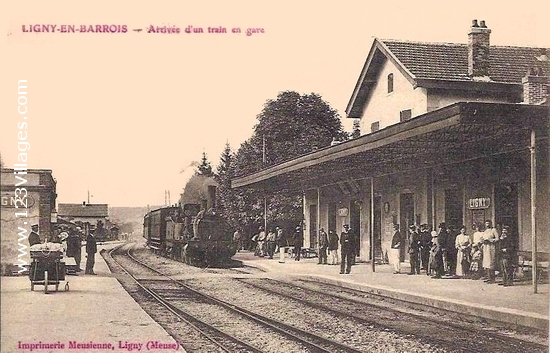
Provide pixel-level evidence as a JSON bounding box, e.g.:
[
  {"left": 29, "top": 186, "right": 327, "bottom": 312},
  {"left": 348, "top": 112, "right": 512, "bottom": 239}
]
[{"left": 1, "top": 0, "right": 549, "bottom": 207}]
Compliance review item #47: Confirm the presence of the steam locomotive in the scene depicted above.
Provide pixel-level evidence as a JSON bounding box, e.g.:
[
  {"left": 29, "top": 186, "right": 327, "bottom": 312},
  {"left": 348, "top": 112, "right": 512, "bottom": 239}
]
[{"left": 143, "top": 175, "right": 237, "bottom": 266}]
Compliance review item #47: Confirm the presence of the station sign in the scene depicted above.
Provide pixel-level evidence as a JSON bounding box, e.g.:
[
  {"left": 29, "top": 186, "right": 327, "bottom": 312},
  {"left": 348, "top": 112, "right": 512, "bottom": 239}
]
[
  {"left": 467, "top": 197, "right": 491, "bottom": 209},
  {"left": 1, "top": 193, "right": 36, "bottom": 208}
]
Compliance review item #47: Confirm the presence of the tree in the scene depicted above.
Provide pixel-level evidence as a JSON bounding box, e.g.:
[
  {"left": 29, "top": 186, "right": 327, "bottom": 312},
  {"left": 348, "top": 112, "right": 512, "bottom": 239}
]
[
  {"left": 196, "top": 151, "right": 213, "bottom": 177},
  {"left": 244, "top": 91, "right": 348, "bottom": 170},
  {"left": 232, "top": 91, "right": 347, "bottom": 234},
  {"left": 216, "top": 142, "right": 234, "bottom": 185},
  {"left": 214, "top": 142, "right": 238, "bottom": 227}
]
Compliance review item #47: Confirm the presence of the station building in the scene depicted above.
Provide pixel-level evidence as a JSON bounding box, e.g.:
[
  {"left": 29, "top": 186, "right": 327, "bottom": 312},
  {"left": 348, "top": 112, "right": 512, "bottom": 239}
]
[
  {"left": 1, "top": 168, "right": 57, "bottom": 266},
  {"left": 232, "top": 21, "right": 549, "bottom": 265},
  {"left": 58, "top": 202, "right": 109, "bottom": 236}
]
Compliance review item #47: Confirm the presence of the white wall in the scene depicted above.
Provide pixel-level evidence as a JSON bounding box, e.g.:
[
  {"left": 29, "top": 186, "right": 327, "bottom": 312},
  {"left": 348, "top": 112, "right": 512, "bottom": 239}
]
[{"left": 360, "top": 59, "right": 427, "bottom": 133}]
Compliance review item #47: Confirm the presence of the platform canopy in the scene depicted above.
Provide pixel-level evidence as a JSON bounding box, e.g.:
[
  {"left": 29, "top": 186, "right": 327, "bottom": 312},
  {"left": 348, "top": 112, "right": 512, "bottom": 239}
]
[{"left": 232, "top": 102, "right": 549, "bottom": 192}]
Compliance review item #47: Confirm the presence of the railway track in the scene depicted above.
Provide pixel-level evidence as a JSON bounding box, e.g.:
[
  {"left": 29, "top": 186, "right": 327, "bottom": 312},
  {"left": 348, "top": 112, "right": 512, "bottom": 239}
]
[
  {"left": 107, "top": 243, "right": 365, "bottom": 353},
  {"left": 107, "top": 243, "right": 548, "bottom": 352},
  {"left": 107, "top": 244, "right": 263, "bottom": 352},
  {"left": 235, "top": 277, "right": 549, "bottom": 353}
]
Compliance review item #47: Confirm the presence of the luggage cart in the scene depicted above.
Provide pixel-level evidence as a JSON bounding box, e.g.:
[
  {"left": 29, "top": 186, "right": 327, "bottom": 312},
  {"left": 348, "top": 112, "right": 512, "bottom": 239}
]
[{"left": 29, "top": 250, "right": 69, "bottom": 293}]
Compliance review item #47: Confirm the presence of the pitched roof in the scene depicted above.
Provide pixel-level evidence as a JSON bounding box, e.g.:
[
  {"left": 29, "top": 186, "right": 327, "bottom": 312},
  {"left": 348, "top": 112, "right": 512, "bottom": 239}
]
[
  {"left": 381, "top": 39, "right": 548, "bottom": 83},
  {"left": 58, "top": 203, "right": 109, "bottom": 218},
  {"left": 346, "top": 38, "right": 549, "bottom": 117}
]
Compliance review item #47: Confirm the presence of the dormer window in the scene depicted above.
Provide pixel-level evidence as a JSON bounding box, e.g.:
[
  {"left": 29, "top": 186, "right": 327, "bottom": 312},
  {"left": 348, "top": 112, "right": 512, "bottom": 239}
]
[{"left": 387, "top": 73, "right": 394, "bottom": 93}]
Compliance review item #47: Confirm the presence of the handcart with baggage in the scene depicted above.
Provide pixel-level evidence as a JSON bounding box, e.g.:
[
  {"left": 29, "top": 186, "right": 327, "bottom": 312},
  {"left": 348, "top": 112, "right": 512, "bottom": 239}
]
[{"left": 29, "top": 243, "right": 69, "bottom": 293}]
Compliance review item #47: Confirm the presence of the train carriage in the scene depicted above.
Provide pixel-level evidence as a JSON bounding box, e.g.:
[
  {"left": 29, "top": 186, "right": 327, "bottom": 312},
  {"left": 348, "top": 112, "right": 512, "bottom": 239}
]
[{"left": 143, "top": 206, "right": 180, "bottom": 254}]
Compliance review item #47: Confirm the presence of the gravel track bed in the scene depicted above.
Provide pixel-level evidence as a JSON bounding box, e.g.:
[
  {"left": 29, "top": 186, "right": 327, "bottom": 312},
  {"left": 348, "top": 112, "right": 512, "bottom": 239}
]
[
  {"left": 104, "top": 246, "right": 228, "bottom": 352},
  {"left": 143, "top": 280, "right": 310, "bottom": 353},
  {"left": 107, "top": 245, "right": 311, "bottom": 352},
  {"left": 238, "top": 278, "right": 548, "bottom": 353},
  {"left": 292, "top": 279, "right": 549, "bottom": 346},
  {"left": 184, "top": 277, "right": 448, "bottom": 353}
]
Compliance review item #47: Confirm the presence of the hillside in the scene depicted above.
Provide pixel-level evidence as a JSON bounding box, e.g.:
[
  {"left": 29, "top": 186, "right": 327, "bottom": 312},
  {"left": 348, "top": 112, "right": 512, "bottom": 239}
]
[{"left": 108, "top": 206, "right": 162, "bottom": 235}]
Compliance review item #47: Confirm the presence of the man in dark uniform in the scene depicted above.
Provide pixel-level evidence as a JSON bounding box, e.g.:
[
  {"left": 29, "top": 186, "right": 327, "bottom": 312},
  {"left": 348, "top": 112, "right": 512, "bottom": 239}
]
[
  {"left": 317, "top": 228, "right": 328, "bottom": 265},
  {"left": 499, "top": 226, "right": 515, "bottom": 286},
  {"left": 28, "top": 224, "right": 40, "bottom": 246},
  {"left": 340, "top": 224, "right": 355, "bottom": 274},
  {"left": 85, "top": 232, "right": 97, "bottom": 275},
  {"left": 66, "top": 228, "right": 83, "bottom": 272},
  {"left": 408, "top": 224, "right": 421, "bottom": 275},
  {"left": 436, "top": 223, "right": 449, "bottom": 275},
  {"left": 419, "top": 224, "right": 431, "bottom": 272}
]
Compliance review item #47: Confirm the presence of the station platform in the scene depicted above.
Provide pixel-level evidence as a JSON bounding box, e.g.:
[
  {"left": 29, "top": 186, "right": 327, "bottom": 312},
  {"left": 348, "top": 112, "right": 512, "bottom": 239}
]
[
  {"left": 234, "top": 251, "right": 550, "bottom": 332},
  {"left": 0, "top": 242, "right": 183, "bottom": 353}
]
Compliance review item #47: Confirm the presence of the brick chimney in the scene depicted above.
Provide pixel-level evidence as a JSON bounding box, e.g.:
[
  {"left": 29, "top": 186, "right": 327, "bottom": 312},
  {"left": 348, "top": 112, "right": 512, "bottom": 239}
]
[
  {"left": 468, "top": 19, "right": 491, "bottom": 80},
  {"left": 522, "top": 67, "right": 549, "bottom": 105}
]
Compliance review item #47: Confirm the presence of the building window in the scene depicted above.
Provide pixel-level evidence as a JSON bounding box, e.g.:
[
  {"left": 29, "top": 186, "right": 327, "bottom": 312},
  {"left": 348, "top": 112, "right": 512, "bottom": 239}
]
[
  {"left": 387, "top": 73, "right": 394, "bottom": 93},
  {"left": 400, "top": 109, "right": 412, "bottom": 122},
  {"left": 371, "top": 121, "right": 380, "bottom": 132}
]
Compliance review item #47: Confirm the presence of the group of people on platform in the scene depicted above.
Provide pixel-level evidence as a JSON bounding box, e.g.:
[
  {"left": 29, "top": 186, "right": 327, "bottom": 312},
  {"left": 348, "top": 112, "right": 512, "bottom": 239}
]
[
  {"left": 28, "top": 224, "right": 98, "bottom": 275},
  {"left": 247, "top": 225, "right": 304, "bottom": 261},
  {"left": 315, "top": 226, "right": 356, "bottom": 272},
  {"left": 236, "top": 219, "right": 516, "bottom": 286},
  {"left": 390, "top": 220, "right": 516, "bottom": 286},
  {"left": 241, "top": 223, "right": 359, "bottom": 275}
]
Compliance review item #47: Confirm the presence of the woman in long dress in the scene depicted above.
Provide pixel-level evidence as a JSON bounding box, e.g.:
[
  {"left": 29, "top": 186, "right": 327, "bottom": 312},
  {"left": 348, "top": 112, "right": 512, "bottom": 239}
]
[{"left": 455, "top": 226, "right": 471, "bottom": 277}]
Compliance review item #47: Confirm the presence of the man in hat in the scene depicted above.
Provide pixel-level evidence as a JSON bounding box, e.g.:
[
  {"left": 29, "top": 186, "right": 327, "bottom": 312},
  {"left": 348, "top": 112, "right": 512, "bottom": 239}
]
[
  {"left": 317, "top": 227, "right": 328, "bottom": 265},
  {"left": 499, "top": 226, "right": 515, "bottom": 286},
  {"left": 419, "top": 224, "right": 431, "bottom": 272},
  {"left": 85, "top": 232, "right": 97, "bottom": 275},
  {"left": 256, "top": 226, "right": 266, "bottom": 257},
  {"left": 390, "top": 224, "right": 402, "bottom": 274},
  {"left": 408, "top": 224, "right": 421, "bottom": 275},
  {"left": 340, "top": 224, "right": 355, "bottom": 274},
  {"left": 328, "top": 230, "right": 339, "bottom": 265},
  {"left": 265, "top": 227, "right": 276, "bottom": 259},
  {"left": 67, "top": 228, "right": 83, "bottom": 272},
  {"left": 28, "top": 224, "right": 40, "bottom": 247},
  {"left": 436, "top": 223, "right": 449, "bottom": 275}
]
